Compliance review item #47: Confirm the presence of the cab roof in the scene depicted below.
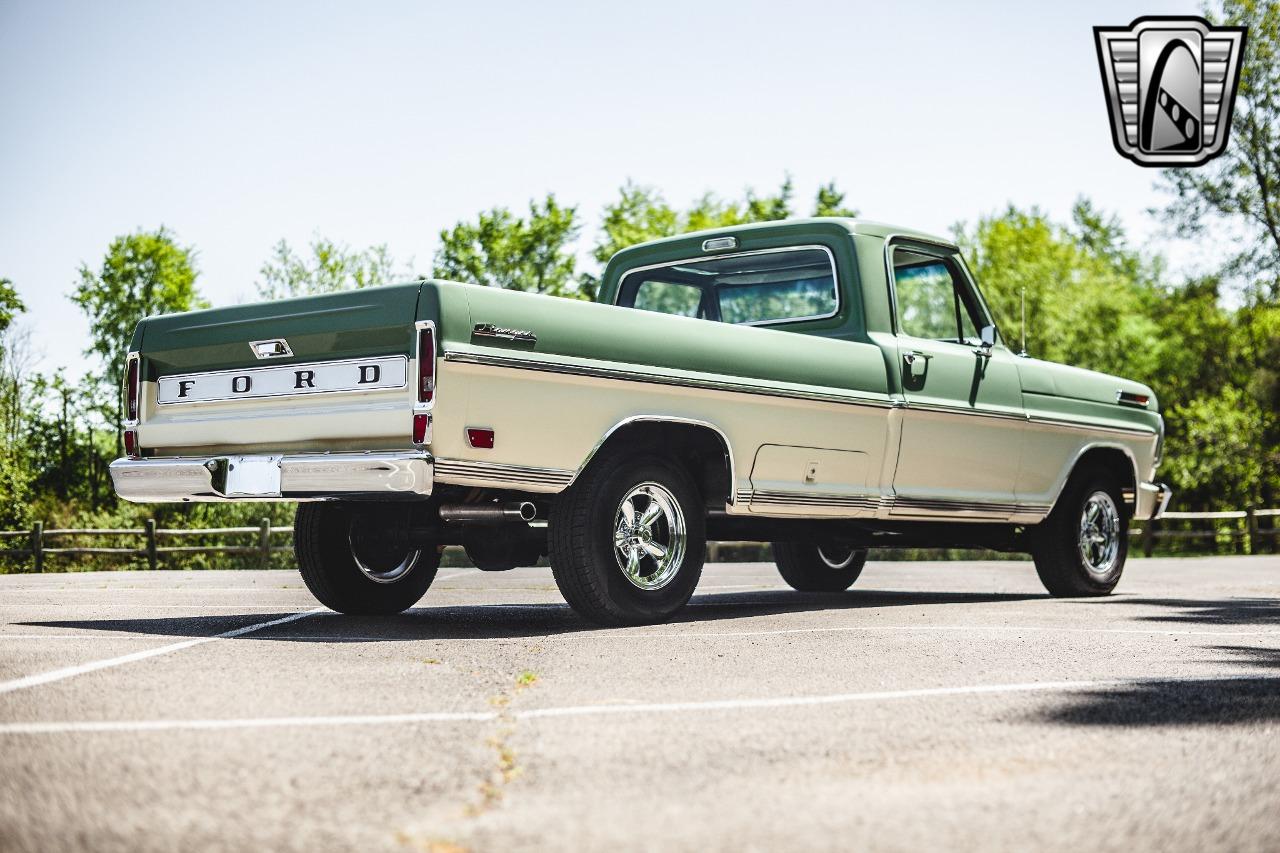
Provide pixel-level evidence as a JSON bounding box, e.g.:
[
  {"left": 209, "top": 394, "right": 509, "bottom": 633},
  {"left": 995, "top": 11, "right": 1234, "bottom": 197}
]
[{"left": 597, "top": 217, "right": 957, "bottom": 304}]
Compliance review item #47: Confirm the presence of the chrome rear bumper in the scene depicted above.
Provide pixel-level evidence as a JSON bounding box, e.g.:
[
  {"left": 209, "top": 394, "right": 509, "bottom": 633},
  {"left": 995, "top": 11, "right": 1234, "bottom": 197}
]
[{"left": 110, "top": 451, "right": 433, "bottom": 503}]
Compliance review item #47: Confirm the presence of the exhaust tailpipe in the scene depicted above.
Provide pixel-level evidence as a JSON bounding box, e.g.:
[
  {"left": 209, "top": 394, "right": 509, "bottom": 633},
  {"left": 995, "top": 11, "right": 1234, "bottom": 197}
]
[{"left": 437, "top": 501, "right": 537, "bottom": 524}]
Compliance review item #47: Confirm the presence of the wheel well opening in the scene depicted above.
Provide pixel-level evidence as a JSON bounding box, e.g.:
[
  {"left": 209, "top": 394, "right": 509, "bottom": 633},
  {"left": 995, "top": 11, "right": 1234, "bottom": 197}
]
[
  {"left": 581, "top": 421, "right": 733, "bottom": 509},
  {"left": 1071, "top": 447, "right": 1138, "bottom": 516}
]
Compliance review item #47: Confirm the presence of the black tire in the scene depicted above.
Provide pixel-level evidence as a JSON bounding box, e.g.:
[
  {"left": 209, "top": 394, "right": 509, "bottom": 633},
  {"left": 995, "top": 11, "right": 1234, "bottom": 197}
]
[
  {"left": 549, "top": 453, "right": 706, "bottom": 625},
  {"left": 294, "top": 502, "right": 439, "bottom": 614},
  {"left": 772, "top": 542, "right": 868, "bottom": 592},
  {"left": 1031, "top": 469, "right": 1128, "bottom": 597}
]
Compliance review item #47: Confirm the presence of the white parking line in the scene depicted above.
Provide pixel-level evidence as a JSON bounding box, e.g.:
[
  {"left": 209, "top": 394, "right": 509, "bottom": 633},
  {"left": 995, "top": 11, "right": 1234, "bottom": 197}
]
[
  {"left": 0, "top": 609, "right": 323, "bottom": 696},
  {"left": 0, "top": 674, "right": 1270, "bottom": 735}
]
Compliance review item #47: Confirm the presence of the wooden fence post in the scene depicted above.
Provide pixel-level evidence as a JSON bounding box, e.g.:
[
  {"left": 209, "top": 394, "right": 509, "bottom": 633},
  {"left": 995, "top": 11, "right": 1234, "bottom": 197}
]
[
  {"left": 145, "top": 519, "right": 158, "bottom": 570},
  {"left": 1142, "top": 518, "right": 1156, "bottom": 558},
  {"left": 258, "top": 518, "right": 271, "bottom": 570},
  {"left": 30, "top": 521, "right": 43, "bottom": 573},
  {"left": 1246, "top": 509, "right": 1259, "bottom": 556}
]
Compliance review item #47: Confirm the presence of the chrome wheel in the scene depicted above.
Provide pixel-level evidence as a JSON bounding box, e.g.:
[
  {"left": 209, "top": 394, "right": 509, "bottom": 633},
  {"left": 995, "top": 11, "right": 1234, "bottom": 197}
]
[
  {"left": 1078, "top": 491, "right": 1121, "bottom": 576},
  {"left": 816, "top": 544, "right": 858, "bottom": 570},
  {"left": 347, "top": 524, "right": 421, "bottom": 585},
  {"left": 613, "top": 482, "right": 687, "bottom": 591}
]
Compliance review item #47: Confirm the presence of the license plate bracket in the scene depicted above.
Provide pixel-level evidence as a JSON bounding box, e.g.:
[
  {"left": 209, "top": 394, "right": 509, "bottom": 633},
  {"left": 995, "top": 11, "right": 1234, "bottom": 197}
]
[{"left": 221, "top": 455, "right": 283, "bottom": 497}]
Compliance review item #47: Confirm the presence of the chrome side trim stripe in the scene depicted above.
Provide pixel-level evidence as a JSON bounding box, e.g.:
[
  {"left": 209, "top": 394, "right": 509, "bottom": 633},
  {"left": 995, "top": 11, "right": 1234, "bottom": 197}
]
[
  {"left": 434, "top": 458, "right": 573, "bottom": 490},
  {"left": 889, "top": 496, "right": 1053, "bottom": 518},
  {"left": 442, "top": 351, "right": 893, "bottom": 409},
  {"left": 1025, "top": 415, "right": 1155, "bottom": 438},
  {"left": 902, "top": 402, "right": 1026, "bottom": 424},
  {"left": 751, "top": 489, "right": 880, "bottom": 511},
  {"left": 893, "top": 496, "right": 1020, "bottom": 514}
]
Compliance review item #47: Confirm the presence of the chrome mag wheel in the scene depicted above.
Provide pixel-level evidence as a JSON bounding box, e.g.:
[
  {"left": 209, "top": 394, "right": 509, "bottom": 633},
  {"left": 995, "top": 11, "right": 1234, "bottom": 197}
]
[
  {"left": 613, "top": 481, "right": 688, "bottom": 591},
  {"left": 1078, "top": 491, "right": 1121, "bottom": 576},
  {"left": 816, "top": 544, "right": 859, "bottom": 570}
]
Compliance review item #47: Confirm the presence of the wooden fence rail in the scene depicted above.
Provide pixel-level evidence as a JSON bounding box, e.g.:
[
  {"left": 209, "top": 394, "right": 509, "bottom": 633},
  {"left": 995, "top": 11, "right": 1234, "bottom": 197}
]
[
  {"left": 0, "top": 508, "right": 1276, "bottom": 572},
  {"left": 1131, "top": 508, "right": 1279, "bottom": 557},
  {"left": 0, "top": 519, "right": 293, "bottom": 572}
]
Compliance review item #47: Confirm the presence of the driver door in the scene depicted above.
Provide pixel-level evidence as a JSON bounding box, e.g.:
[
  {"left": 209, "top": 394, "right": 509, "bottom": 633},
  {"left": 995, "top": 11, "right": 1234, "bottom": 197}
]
[{"left": 887, "top": 243, "right": 1025, "bottom": 519}]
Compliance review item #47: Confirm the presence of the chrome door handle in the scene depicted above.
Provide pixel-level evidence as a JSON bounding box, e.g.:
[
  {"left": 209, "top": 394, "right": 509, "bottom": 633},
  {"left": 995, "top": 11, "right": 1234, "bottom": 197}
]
[{"left": 902, "top": 351, "right": 931, "bottom": 378}]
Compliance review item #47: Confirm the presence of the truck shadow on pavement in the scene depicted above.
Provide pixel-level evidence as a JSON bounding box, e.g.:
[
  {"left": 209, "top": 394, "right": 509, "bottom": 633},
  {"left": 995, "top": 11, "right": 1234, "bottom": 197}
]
[
  {"left": 19, "top": 588, "right": 1044, "bottom": 641},
  {"left": 1037, "top": 645, "right": 1280, "bottom": 727},
  {"left": 1068, "top": 595, "right": 1280, "bottom": 626}
]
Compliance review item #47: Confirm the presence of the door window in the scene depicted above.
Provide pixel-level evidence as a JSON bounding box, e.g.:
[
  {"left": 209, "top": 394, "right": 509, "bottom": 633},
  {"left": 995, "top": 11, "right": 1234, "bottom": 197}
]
[{"left": 891, "top": 247, "right": 984, "bottom": 344}]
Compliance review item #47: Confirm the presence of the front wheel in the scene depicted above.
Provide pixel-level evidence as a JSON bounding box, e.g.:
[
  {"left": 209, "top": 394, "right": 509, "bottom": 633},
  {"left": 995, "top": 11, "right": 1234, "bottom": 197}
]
[
  {"left": 772, "top": 542, "right": 868, "bottom": 592},
  {"left": 549, "top": 454, "right": 706, "bottom": 625},
  {"left": 1030, "top": 470, "right": 1128, "bottom": 597},
  {"left": 294, "top": 502, "right": 439, "bottom": 614}
]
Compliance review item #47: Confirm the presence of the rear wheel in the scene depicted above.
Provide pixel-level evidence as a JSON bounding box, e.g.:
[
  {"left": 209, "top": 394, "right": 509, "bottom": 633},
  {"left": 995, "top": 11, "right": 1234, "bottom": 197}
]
[
  {"left": 550, "top": 454, "right": 705, "bottom": 625},
  {"left": 772, "top": 542, "right": 868, "bottom": 592},
  {"left": 294, "top": 502, "right": 439, "bottom": 614},
  {"left": 1031, "top": 470, "right": 1128, "bottom": 596}
]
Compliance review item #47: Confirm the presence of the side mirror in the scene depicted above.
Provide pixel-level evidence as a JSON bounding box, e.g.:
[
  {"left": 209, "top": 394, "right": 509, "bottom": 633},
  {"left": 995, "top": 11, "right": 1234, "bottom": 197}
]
[{"left": 974, "top": 324, "right": 996, "bottom": 358}]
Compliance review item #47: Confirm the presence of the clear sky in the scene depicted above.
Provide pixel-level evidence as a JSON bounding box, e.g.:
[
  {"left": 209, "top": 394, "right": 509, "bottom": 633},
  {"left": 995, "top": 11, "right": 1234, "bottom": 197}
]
[{"left": 1, "top": 0, "right": 1205, "bottom": 379}]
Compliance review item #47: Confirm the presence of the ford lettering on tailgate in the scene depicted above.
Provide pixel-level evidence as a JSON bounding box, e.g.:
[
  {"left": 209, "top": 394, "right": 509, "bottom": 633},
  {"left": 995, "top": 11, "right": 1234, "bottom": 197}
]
[{"left": 156, "top": 356, "right": 408, "bottom": 405}]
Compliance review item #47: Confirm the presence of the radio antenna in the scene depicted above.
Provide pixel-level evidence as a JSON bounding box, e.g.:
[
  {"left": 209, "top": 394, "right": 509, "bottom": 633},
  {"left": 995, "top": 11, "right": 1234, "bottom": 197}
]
[{"left": 1019, "top": 288, "right": 1028, "bottom": 357}]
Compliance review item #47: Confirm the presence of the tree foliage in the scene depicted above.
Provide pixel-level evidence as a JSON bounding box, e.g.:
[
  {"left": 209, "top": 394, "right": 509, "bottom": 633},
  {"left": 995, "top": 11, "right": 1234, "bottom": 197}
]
[
  {"left": 256, "top": 238, "right": 402, "bottom": 300},
  {"left": 592, "top": 177, "right": 854, "bottom": 265},
  {"left": 70, "top": 228, "right": 203, "bottom": 429},
  {"left": 1158, "top": 0, "right": 1280, "bottom": 297},
  {"left": 0, "top": 279, "right": 24, "bottom": 334},
  {"left": 432, "top": 195, "right": 583, "bottom": 298}
]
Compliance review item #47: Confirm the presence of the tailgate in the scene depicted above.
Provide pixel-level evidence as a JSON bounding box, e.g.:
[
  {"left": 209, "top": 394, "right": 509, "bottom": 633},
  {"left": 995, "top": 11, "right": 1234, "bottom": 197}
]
[{"left": 135, "top": 284, "right": 425, "bottom": 455}]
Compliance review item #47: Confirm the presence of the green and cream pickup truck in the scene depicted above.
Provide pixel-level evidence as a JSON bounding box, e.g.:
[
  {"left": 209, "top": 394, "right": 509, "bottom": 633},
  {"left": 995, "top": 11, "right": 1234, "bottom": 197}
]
[{"left": 110, "top": 218, "right": 1170, "bottom": 624}]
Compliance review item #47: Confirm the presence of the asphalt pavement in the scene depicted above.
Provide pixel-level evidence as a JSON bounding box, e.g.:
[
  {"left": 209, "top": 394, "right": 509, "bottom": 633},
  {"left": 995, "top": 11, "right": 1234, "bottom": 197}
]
[{"left": 1, "top": 556, "right": 1278, "bottom": 853}]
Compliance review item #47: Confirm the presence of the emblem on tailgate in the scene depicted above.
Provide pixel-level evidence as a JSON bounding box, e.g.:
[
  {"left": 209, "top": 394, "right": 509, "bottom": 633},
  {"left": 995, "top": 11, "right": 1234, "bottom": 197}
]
[{"left": 249, "top": 339, "right": 293, "bottom": 359}]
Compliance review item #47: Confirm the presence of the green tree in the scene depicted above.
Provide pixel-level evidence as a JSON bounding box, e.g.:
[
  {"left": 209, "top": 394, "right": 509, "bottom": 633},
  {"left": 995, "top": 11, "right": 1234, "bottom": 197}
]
[
  {"left": 1162, "top": 386, "right": 1268, "bottom": 508},
  {"left": 256, "top": 238, "right": 403, "bottom": 300},
  {"left": 0, "top": 283, "right": 32, "bottom": 528},
  {"left": 0, "top": 279, "right": 24, "bottom": 334},
  {"left": 813, "top": 181, "right": 858, "bottom": 217},
  {"left": 433, "top": 194, "right": 583, "bottom": 297},
  {"left": 592, "top": 177, "right": 853, "bottom": 265},
  {"left": 1158, "top": 0, "right": 1280, "bottom": 297},
  {"left": 71, "top": 228, "right": 203, "bottom": 451}
]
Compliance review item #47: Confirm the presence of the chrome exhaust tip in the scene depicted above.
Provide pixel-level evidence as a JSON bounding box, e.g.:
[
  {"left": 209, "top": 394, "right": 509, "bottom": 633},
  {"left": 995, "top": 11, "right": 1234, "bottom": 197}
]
[{"left": 437, "top": 501, "right": 537, "bottom": 524}]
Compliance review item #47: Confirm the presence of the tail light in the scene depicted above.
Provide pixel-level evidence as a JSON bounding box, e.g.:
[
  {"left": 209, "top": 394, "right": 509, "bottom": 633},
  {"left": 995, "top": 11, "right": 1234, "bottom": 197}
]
[
  {"left": 125, "top": 353, "right": 140, "bottom": 423},
  {"left": 417, "top": 323, "right": 435, "bottom": 404},
  {"left": 123, "top": 429, "right": 139, "bottom": 459},
  {"left": 412, "top": 413, "right": 430, "bottom": 445}
]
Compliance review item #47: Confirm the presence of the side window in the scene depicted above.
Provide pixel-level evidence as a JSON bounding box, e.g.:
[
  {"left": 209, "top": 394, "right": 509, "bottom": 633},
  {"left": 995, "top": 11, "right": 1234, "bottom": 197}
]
[
  {"left": 891, "top": 247, "right": 984, "bottom": 344},
  {"left": 617, "top": 247, "right": 838, "bottom": 326}
]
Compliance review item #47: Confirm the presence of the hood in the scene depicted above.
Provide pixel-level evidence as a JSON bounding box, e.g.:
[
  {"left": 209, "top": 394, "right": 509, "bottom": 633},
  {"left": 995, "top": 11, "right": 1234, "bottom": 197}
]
[{"left": 1016, "top": 357, "right": 1158, "bottom": 412}]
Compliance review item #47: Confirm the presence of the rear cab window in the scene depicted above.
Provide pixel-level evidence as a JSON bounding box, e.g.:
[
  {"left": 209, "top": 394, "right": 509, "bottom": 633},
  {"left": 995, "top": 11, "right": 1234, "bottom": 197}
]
[{"left": 617, "top": 246, "right": 839, "bottom": 327}]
